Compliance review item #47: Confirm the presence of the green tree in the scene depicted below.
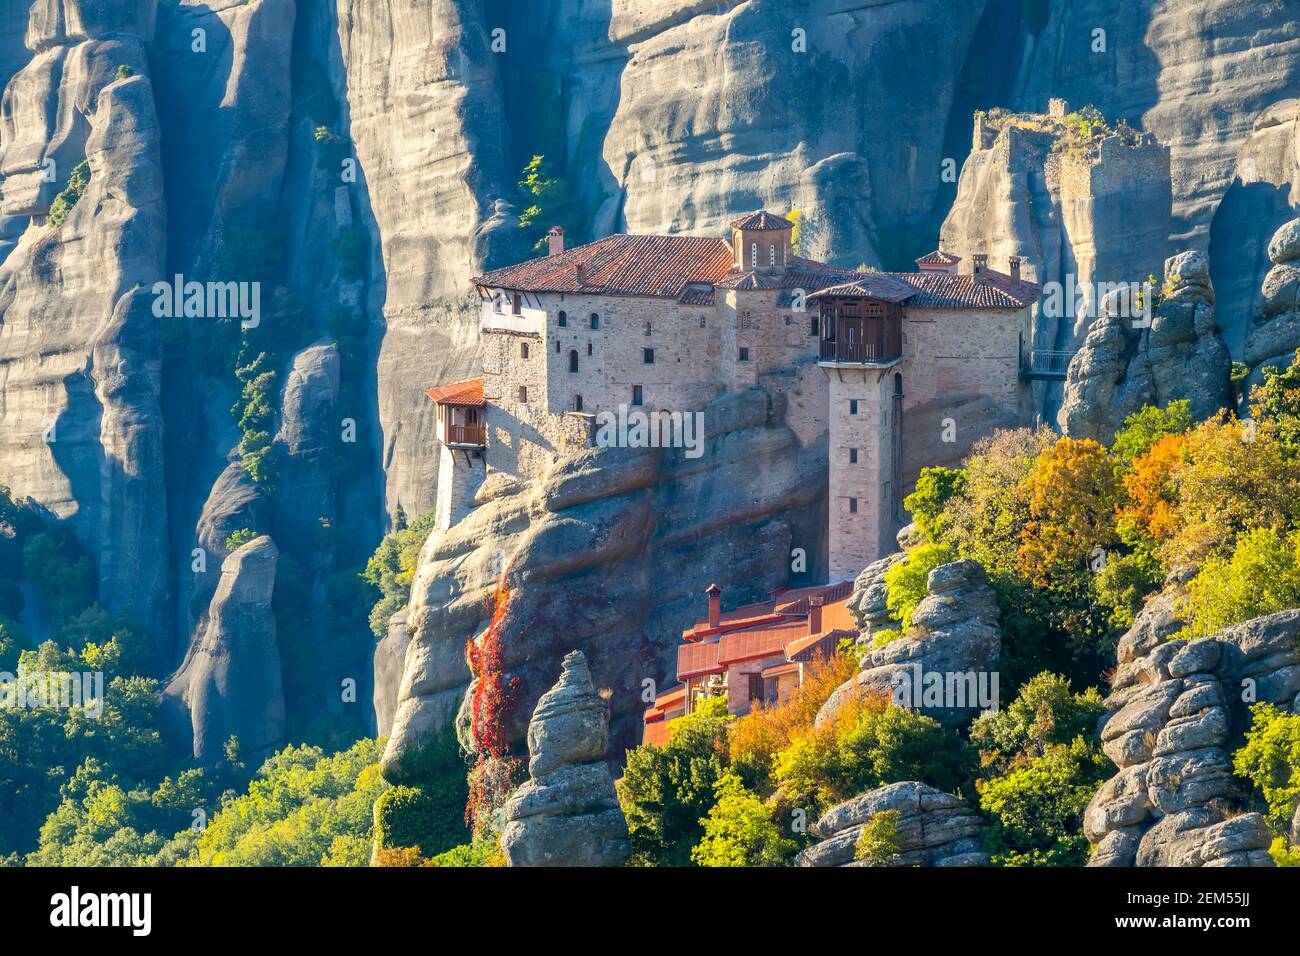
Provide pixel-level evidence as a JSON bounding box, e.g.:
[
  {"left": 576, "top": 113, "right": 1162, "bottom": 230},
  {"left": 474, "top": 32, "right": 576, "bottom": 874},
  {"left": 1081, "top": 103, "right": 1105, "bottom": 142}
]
[
  {"left": 1233, "top": 703, "right": 1300, "bottom": 835},
  {"left": 903, "top": 466, "right": 966, "bottom": 542},
  {"left": 1110, "top": 399, "right": 1193, "bottom": 466},
  {"left": 1179, "top": 528, "right": 1300, "bottom": 638},
  {"left": 970, "top": 672, "right": 1105, "bottom": 777},
  {"left": 517, "top": 155, "right": 578, "bottom": 252},
  {"left": 48, "top": 161, "right": 90, "bottom": 228},
  {"left": 361, "top": 510, "right": 438, "bottom": 637},
  {"left": 853, "top": 809, "right": 904, "bottom": 865},
  {"left": 883, "top": 542, "right": 956, "bottom": 631},
  {"left": 619, "top": 696, "right": 730, "bottom": 866},
  {"left": 690, "top": 771, "right": 796, "bottom": 867},
  {"left": 978, "top": 736, "right": 1111, "bottom": 866}
]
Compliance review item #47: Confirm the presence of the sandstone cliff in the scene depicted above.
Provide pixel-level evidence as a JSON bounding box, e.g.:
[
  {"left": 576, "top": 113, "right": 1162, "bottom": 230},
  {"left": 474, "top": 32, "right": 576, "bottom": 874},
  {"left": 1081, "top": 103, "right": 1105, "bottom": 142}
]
[
  {"left": 162, "top": 535, "right": 285, "bottom": 762},
  {"left": 1241, "top": 216, "right": 1300, "bottom": 403},
  {"left": 0, "top": 4, "right": 170, "bottom": 648}
]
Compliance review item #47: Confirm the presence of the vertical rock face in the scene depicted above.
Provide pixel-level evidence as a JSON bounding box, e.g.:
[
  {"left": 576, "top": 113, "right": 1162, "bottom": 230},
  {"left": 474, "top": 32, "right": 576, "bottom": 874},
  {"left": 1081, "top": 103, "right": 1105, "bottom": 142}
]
[
  {"left": 796, "top": 781, "right": 987, "bottom": 867},
  {"left": 1241, "top": 216, "right": 1300, "bottom": 402},
  {"left": 1057, "top": 250, "right": 1232, "bottom": 443},
  {"left": 501, "top": 650, "right": 629, "bottom": 867},
  {"left": 271, "top": 341, "right": 340, "bottom": 556},
  {"left": 0, "top": 4, "right": 170, "bottom": 647},
  {"left": 162, "top": 535, "right": 284, "bottom": 762},
  {"left": 1084, "top": 604, "right": 1300, "bottom": 867},
  {"left": 1209, "top": 101, "right": 1300, "bottom": 352},
  {"left": 331, "top": 0, "right": 525, "bottom": 516},
  {"left": 818, "top": 558, "right": 1001, "bottom": 728}
]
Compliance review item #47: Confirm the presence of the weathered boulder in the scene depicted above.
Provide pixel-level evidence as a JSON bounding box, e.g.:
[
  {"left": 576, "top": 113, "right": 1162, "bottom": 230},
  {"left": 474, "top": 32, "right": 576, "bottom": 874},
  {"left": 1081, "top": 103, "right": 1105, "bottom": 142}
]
[
  {"left": 796, "top": 781, "right": 987, "bottom": 867},
  {"left": 162, "top": 536, "right": 285, "bottom": 762},
  {"left": 1243, "top": 216, "right": 1300, "bottom": 402},
  {"left": 817, "top": 559, "right": 1000, "bottom": 727},
  {"left": 1058, "top": 251, "right": 1233, "bottom": 443},
  {"left": 1085, "top": 602, "right": 1300, "bottom": 866},
  {"left": 501, "top": 651, "right": 629, "bottom": 867}
]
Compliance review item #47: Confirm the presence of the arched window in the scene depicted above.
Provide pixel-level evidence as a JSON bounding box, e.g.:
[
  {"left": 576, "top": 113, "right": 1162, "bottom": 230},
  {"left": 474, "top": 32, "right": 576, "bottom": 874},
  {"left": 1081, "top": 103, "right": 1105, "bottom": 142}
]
[
  {"left": 557, "top": 310, "right": 568, "bottom": 327},
  {"left": 568, "top": 349, "right": 579, "bottom": 373},
  {"left": 574, "top": 394, "right": 583, "bottom": 412},
  {"left": 590, "top": 313, "right": 600, "bottom": 329},
  {"left": 894, "top": 372, "right": 904, "bottom": 395},
  {"left": 520, "top": 342, "right": 529, "bottom": 359}
]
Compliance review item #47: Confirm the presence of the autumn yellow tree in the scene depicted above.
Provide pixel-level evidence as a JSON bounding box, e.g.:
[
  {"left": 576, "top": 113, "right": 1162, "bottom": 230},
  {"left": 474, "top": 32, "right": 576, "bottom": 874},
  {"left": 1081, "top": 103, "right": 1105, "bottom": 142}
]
[{"left": 1017, "top": 438, "right": 1119, "bottom": 588}]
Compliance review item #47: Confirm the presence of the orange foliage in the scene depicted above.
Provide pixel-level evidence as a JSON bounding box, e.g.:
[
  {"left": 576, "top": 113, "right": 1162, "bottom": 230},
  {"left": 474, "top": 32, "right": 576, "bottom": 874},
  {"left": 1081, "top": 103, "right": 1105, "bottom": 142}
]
[
  {"left": 372, "top": 846, "right": 432, "bottom": 867},
  {"left": 1120, "top": 432, "right": 1187, "bottom": 543},
  {"left": 1016, "top": 437, "right": 1119, "bottom": 585},
  {"left": 728, "top": 652, "right": 859, "bottom": 781}
]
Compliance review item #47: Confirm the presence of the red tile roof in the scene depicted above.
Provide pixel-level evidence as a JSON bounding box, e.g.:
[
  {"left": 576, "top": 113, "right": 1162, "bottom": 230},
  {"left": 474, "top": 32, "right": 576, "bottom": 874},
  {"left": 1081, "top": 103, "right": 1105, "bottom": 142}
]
[
  {"left": 730, "top": 211, "right": 794, "bottom": 230},
  {"left": 473, "top": 234, "right": 735, "bottom": 299},
  {"left": 641, "top": 719, "right": 674, "bottom": 748},
  {"left": 810, "top": 270, "right": 1039, "bottom": 310},
  {"left": 718, "top": 619, "right": 809, "bottom": 666},
  {"left": 424, "top": 378, "right": 485, "bottom": 407},
  {"left": 678, "top": 640, "right": 722, "bottom": 679},
  {"left": 916, "top": 250, "right": 960, "bottom": 266}
]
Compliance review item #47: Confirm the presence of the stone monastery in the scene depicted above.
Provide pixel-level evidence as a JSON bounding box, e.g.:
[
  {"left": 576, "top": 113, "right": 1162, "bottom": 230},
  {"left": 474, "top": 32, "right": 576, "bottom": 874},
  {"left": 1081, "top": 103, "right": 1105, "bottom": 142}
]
[{"left": 427, "top": 210, "right": 1039, "bottom": 593}]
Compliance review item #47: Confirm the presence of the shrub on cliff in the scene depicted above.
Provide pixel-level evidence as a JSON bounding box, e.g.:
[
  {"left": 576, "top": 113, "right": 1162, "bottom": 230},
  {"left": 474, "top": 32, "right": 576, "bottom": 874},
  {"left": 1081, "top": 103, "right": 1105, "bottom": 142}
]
[
  {"left": 1179, "top": 528, "right": 1300, "bottom": 637},
  {"left": 883, "top": 542, "right": 956, "bottom": 632},
  {"left": 361, "top": 510, "right": 437, "bottom": 637},
  {"left": 970, "top": 672, "right": 1105, "bottom": 778},
  {"left": 1233, "top": 703, "right": 1300, "bottom": 836},
  {"left": 47, "top": 161, "right": 89, "bottom": 228}
]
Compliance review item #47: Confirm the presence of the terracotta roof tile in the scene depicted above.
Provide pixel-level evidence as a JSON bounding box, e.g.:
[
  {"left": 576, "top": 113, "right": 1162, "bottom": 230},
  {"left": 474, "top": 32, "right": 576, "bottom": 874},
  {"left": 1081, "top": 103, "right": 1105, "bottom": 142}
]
[
  {"left": 730, "top": 210, "right": 794, "bottom": 230},
  {"left": 811, "top": 270, "right": 1039, "bottom": 310},
  {"left": 809, "top": 275, "right": 918, "bottom": 303},
  {"left": 424, "top": 378, "right": 485, "bottom": 406},
  {"left": 473, "top": 234, "right": 734, "bottom": 299},
  {"left": 916, "top": 250, "right": 961, "bottom": 266}
]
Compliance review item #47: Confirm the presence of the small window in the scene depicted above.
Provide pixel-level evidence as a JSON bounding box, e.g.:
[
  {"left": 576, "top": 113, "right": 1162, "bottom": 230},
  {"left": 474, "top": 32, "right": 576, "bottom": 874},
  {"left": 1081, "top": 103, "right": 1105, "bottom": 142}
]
[
  {"left": 848, "top": 497, "right": 858, "bottom": 514},
  {"left": 751, "top": 241, "right": 757, "bottom": 267},
  {"left": 849, "top": 399, "right": 859, "bottom": 415},
  {"left": 587, "top": 342, "right": 593, "bottom": 356},
  {"left": 849, "top": 448, "right": 858, "bottom": 464},
  {"left": 784, "top": 314, "right": 791, "bottom": 326},
  {"left": 700, "top": 316, "right": 707, "bottom": 328},
  {"left": 574, "top": 394, "right": 583, "bottom": 412},
  {"left": 810, "top": 316, "right": 819, "bottom": 336},
  {"left": 643, "top": 348, "right": 655, "bottom": 364},
  {"left": 520, "top": 343, "right": 529, "bottom": 359},
  {"left": 643, "top": 321, "right": 653, "bottom": 335},
  {"left": 738, "top": 347, "right": 750, "bottom": 362},
  {"left": 568, "top": 349, "right": 579, "bottom": 373},
  {"left": 632, "top": 385, "right": 643, "bottom": 406},
  {"left": 747, "top": 674, "right": 764, "bottom": 703},
  {"left": 512, "top": 292, "right": 522, "bottom": 315},
  {"left": 590, "top": 313, "right": 600, "bottom": 329},
  {"left": 558, "top": 310, "right": 568, "bottom": 327},
  {"left": 769, "top": 244, "right": 776, "bottom": 266},
  {"left": 554, "top": 340, "right": 560, "bottom": 353},
  {"left": 493, "top": 292, "right": 503, "bottom": 314},
  {"left": 518, "top": 386, "right": 528, "bottom": 403}
]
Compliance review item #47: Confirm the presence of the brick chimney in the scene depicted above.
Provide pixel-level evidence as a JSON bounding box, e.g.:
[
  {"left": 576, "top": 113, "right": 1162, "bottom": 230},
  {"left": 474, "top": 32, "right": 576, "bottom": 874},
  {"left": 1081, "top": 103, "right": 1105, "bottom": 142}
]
[
  {"left": 548, "top": 226, "right": 565, "bottom": 256},
  {"left": 573, "top": 261, "right": 585, "bottom": 283},
  {"left": 705, "top": 582, "right": 721, "bottom": 628},
  {"left": 1008, "top": 255, "right": 1022, "bottom": 284},
  {"left": 972, "top": 253, "right": 988, "bottom": 281},
  {"left": 807, "top": 594, "right": 824, "bottom": 636}
]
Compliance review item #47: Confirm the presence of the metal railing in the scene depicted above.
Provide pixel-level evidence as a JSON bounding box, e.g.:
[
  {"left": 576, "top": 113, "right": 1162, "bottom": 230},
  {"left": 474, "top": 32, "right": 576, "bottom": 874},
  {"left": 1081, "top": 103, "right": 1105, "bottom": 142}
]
[{"left": 1020, "top": 349, "right": 1076, "bottom": 379}]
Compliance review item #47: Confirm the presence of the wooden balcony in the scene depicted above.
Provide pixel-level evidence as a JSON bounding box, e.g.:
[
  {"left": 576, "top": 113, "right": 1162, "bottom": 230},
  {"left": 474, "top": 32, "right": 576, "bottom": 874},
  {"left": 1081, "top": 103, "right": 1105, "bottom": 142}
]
[
  {"left": 818, "top": 305, "right": 903, "bottom": 366},
  {"left": 444, "top": 423, "right": 487, "bottom": 447}
]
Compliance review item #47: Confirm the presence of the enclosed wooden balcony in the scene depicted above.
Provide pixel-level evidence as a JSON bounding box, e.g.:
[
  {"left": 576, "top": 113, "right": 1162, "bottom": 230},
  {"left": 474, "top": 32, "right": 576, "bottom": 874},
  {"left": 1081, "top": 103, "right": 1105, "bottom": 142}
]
[{"left": 818, "top": 299, "right": 903, "bottom": 366}]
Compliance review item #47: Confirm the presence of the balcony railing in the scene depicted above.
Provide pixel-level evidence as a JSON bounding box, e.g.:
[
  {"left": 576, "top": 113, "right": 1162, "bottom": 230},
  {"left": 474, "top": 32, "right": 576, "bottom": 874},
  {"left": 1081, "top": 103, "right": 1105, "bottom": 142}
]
[
  {"left": 1020, "top": 349, "right": 1076, "bottom": 381},
  {"left": 445, "top": 424, "right": 486, "bottom": 446},
  {"left": 819, "top": 314, "right": 902, "bottom": 365}
]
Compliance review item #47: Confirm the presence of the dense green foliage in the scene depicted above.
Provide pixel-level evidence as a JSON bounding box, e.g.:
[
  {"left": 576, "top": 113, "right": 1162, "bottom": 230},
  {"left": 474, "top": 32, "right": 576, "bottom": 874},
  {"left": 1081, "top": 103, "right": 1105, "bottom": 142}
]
[
  {"left": 619, "top": 697, "right": 731, "bottom": 866},
  {"left": 1233, "top": 704, "right": 1300, "bottom": 836},
  {"left": 516, "top": 155, "right": 579, "bottom": 252},
  {"left": 1180, "top": 528, "right": 1300, "bottom": 637},
  {"left": 362, "top": 509, "right": 438, "bottom": 637},
  {"left": 690, "top": 771, "right": 797, "bottom": 867},
  {"left": 371, "top": 730, "right": 469, "bottom": 858},
  {"left": 854, "top": 809, "right": 904, "bottom": 865}
]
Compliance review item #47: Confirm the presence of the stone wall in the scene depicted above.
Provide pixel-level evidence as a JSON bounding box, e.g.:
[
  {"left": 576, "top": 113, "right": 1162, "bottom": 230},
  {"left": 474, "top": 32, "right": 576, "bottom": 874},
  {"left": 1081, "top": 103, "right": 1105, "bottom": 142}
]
[{"left": 435, "top": 443, "right": 485, "bottom": 531}]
